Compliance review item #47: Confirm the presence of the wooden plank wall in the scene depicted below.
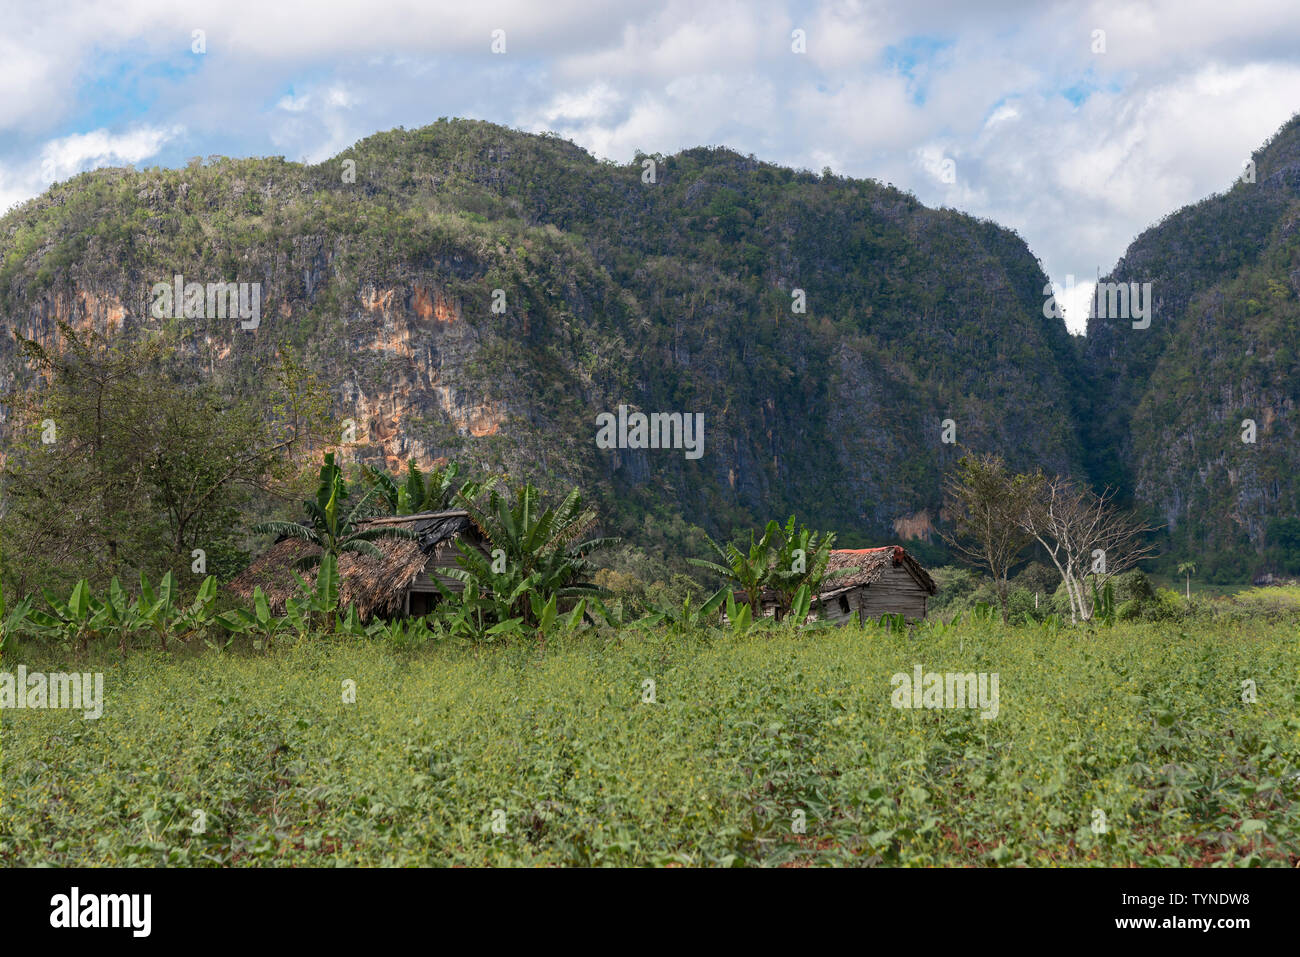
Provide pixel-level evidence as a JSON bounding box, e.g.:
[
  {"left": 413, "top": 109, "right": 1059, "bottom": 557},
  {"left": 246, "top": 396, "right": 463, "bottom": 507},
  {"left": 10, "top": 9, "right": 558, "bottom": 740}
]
[
  {"left": 408, "top": 539, "right": 487, "bottom": 594},
  {"left": 859, "top": 564, "right": 928, "bottom": 622},
  {"left": 815, "top": 565, "right": 930, "bottom": 626},
  {"left": 817, "top": 589, "right": 862, "bottom": 625}
]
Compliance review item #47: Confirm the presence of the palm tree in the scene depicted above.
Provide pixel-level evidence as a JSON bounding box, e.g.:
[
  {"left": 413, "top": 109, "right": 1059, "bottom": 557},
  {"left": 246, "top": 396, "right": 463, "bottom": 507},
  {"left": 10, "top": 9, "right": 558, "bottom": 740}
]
[
  {"left": 365, "top": 459, "right": 492, "bottom": 516},
  {"left": 447, "top": 483, "right": 617, "bottom": 624},
  {"left": 689, "top": 521, "right": 781, "bottom": 612},
  {"left": 1177, "top": 561, "right": 1197, "bottom": 601},
  {"left": 254, "top": 453, "right": 416, "bottom": 571}
]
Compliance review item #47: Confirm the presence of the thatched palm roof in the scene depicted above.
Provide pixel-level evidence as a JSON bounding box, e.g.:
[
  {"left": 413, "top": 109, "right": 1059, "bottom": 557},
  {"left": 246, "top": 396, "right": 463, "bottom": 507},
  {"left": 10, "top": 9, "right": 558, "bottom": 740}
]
[
  {"left": 732, "top": 545, "right": 938, "bottom": 608},
  {"left": 226, "top": 510, "right": 482, "bottom": 619},
  {"left": 819, "top": 546, "right": 937, "bottom": 596}
]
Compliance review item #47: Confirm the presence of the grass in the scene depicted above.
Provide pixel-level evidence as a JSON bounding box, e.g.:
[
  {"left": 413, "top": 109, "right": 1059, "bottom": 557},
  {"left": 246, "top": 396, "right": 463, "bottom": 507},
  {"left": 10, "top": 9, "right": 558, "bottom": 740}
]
[
  {"left": 1146, "top": 575, "right": 1250, "bottom": 600},
  {"left": 1, "top": 617, "right": 1297, "bottom": 866}
]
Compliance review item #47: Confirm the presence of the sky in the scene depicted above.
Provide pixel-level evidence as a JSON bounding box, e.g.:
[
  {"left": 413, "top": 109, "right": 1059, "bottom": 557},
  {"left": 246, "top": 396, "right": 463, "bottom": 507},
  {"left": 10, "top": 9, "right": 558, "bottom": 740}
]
[{"left": 3, "top": 0, "right": 1300, "bottom": 333}]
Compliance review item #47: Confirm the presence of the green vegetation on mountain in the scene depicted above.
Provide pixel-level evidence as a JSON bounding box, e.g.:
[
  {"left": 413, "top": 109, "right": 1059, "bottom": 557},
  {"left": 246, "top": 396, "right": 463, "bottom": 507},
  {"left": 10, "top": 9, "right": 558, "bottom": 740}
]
[
  {"left": 3, "top": 113, "right": 1300, "bottom": 585},
  {"left": 0, "top": 117, "right": 1086, "bottom": 590},
  {"left": 1083, "top": 113, "right": 1300, "bottom": 581}
]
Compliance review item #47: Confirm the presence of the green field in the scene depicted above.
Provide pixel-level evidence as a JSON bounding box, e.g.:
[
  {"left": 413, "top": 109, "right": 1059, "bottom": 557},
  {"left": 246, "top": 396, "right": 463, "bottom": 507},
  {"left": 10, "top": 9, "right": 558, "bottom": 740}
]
[{"left": 2, "top": 617, "right": 1297, "bottom": 867}]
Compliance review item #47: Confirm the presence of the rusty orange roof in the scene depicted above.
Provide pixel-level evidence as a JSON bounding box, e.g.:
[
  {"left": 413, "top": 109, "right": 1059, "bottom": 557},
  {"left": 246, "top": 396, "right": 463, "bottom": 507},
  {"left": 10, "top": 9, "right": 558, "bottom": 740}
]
[{"left": 821, "top": 545, "right": 934, "bottom": 595}]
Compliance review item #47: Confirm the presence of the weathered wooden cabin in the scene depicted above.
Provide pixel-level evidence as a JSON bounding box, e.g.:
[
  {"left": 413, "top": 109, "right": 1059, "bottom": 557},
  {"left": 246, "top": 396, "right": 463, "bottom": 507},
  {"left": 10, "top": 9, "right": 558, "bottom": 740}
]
[
  {"left": 227, "top": 510, "right": 490, "bottom": 620},
  {"left": 814, "top": 546, "right": 937, "bottom": 624}
]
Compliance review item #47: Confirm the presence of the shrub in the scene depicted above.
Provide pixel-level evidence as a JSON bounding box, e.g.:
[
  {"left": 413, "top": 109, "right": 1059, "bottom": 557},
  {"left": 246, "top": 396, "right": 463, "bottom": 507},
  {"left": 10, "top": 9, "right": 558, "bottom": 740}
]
[{"left": 1013, "top": 561, "right": 1061, "bottom": 596}]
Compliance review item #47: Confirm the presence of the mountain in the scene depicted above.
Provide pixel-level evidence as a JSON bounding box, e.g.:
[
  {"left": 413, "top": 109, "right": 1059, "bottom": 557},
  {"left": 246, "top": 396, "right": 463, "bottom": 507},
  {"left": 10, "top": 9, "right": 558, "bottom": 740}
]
[
  {"left": 0, "top": 117, "right": 1087, "bottom": 562},
  {"left": 1081, "top": 114, "right": 1300, "bottom": 580}
]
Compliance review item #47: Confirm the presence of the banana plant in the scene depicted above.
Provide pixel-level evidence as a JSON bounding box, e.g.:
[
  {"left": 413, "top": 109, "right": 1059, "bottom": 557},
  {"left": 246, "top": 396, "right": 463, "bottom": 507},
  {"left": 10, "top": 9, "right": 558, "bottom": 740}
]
[
  {"left": 171, "top": 575, "right": 220, "bottom": 643},
  {"left": 289, "top": 552, "right": 341, "bottom": 633},
  {"left": 690, "top": 521, "right": 779, "bottom": 612},
  {"left": 380, "top": 615, "right": 443, "bottom": 648},
  {"left": 640, "top": 588, "right": 729, "bottom": 634},
  {"left": 1090, "top": 580, "right": 1117, "bottom": 627},
  {"left": 484, "top": 617, "right": 526, "bottom": 640},
  {"left": 216, "top": 585, "right": 292, "bottom": 651},
  {"left": 440, "top": 559, "right": 546, "bottom": 636},
  {"left": 529, "top": 592, "right": 559, "bottom": 646},
  {"left": 767, "top": 519, "right": 838, "bottom": 620},
  {"left": 785, "top": 583, "right": 813, "bottom": 626},
  {"left": 724, "top": 591, "right": 754, "bottom": 637},
  {"left": 366, "top": 459, "right": 489, "bottom": 515},
  {"left": 138, "top": 571, "right": 176, "bottom": 650},
  {"left": 588, "top": 595, "right": 646, "bottom": 630},
  {"left": 336, "top": 604, "right": 377, "bottom": 639},
  {"left": 563, "top": 597, "right": 589, "bottom": 632},
  {"left": 875, "top": 612, "right": 907, "bottom": 633},
  {"left": 255, "top": 452, "right": 417, "bottom": 572},
  {"left": 450, "top": 483, "right": 614, "bottom": 626},
  {"left": 29, "top": 579, "right": 101, "bottom": 654},
  {"left": 0, "top": 594, "right": 34, "bottom": 655},
  {"left": 282, "top": 595, "right": 309, "bottom": 638},
  {"left": 91, "top": 577, "right": 144, "bottom": 656},
  {"left": 429, "top": 579, "right": 490, "bottom": 641}
]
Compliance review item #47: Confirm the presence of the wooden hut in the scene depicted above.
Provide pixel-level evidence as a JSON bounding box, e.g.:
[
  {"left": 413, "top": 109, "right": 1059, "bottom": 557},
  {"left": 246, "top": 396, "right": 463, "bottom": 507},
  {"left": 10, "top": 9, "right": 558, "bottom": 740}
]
[
  {"left": 226, "top": 510, "right": 490, "bottom": 620},
  {"left": 814, "top": 546, "right": 937, "bottom": 624}
]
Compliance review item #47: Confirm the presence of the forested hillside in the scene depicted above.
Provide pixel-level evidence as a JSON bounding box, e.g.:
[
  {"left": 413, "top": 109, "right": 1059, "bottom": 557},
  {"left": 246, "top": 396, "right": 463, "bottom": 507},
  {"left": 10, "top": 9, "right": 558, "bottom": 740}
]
[
  {"left": 0, "top": 117, "right": 1086, "bottom": 575},
  {"left": 5, "top": 114, "right": 1300, "bottom": 583},
  {"left": 1082, "top": 114, "right": 1300, "bottom": 580}
]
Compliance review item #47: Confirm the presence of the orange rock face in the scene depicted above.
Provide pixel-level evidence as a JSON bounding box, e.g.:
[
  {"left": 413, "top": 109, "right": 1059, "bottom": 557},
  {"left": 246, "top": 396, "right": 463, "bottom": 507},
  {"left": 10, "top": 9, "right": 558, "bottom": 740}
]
[
  {"left": 414, "top": 284, "right": 459, "bottom": 323},
  {"left": 892, "top": 509, "right": 936, "bottom": 542}
]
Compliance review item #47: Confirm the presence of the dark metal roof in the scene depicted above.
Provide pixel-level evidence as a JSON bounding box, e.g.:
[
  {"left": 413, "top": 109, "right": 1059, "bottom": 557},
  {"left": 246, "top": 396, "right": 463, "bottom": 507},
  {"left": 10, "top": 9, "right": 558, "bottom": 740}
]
[{"left": 361, "top": 510, "right": 481, "bottom": 552}]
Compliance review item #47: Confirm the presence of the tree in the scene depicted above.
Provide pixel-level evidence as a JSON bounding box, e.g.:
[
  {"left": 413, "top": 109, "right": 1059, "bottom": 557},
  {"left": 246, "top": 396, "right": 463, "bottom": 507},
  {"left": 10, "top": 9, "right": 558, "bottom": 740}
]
[
  {"left": 252, "top": 452, "right": 416, "bottom": 571},
  {"left": 363, "top": 459, "right": 488, "bottom": 515},
  {"left": 766, "top": 517, "right": 837, "bottom": 621},
  {"left": 445, "top": 483, "right": 616, "bottom": 627},
  {"left": 1177, "top": 561, "right": 1197, "bottom": 601},
  {"left": 267, "top": 346, "right": 333, "bottom": 464},
  {"left": 690, "top": 517, "right": 842, "bottom": 621},
  {"left": 942, "top": 454, "right": 1044, "bottom": 624},
  {"left": 1022, "top": 475, "right": 1159, "bottom": 622},
  {"left": 690, "top": 521, "right": 780, "bottom": 613},
  {"left": 2, "top": 324, "right": 326, "bottom": 594}
]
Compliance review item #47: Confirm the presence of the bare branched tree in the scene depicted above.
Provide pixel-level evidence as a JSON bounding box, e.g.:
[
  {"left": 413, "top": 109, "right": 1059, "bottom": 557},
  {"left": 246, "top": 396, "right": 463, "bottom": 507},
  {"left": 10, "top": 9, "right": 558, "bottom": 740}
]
[{"left": 1022, "top": 476, "right": 1159, "bottom": 622}]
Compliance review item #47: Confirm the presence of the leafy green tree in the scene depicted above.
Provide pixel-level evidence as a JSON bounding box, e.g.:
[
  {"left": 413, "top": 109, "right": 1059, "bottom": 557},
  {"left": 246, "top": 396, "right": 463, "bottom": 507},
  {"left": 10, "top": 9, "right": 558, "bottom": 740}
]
[
  {"left": 364, "top": 459, "right": 489, "bottom": 515},
  {"left": 443, "top": 483, "right": 616, "bottom": 629},
  {"left": 253, "top": 453, "right": 417, "bottom": 571},
  {"left": 2, "top": 324, "right": 328, "bottom": 595},
  {"left": 942, "top": 453, "right": 1044, "bottom": 624}
]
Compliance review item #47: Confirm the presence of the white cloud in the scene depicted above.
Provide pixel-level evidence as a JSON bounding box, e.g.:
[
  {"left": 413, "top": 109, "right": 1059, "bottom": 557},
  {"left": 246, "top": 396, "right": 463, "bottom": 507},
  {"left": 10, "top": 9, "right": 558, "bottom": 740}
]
[
  {"left": 532, "top": 83, "right": 623, "bottom": 127},
  {"left": 3, "top": 1, "right": 1300, "bottom": 335},
  {"left": 277, "top": 93, "right": 312, "bottom": 112},
  {"left": 0, "top": 124, "right": 179, "bottom": 213},
  {"left": 38, "top": 126, "right": 183, "bottom": 184}
]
